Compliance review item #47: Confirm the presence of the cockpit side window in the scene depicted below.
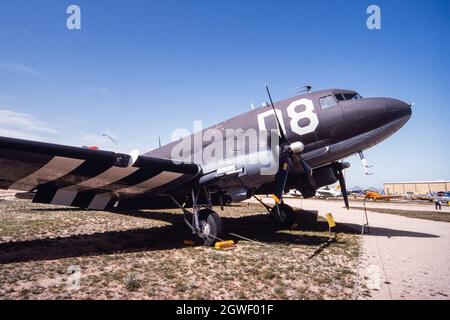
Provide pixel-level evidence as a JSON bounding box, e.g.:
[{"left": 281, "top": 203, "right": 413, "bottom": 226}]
[{"left": 319, "top": 95, "right": 337, "bottom": 109}]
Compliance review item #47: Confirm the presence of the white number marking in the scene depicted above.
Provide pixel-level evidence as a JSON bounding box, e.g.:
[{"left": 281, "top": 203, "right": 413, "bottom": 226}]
[
  {"left": 287, "top": 98, "right": 319, "bottom": 136},
  {"left": 257, "top": 109, "right": 286, "bottom": 133},
  {"left": 257, "top": 98, "right": 319, "bottom": 136}
]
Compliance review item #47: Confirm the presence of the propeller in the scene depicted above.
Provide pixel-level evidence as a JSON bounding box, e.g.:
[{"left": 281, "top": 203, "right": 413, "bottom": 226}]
[
  {"left": 265, "top": 85, "right": 315, "bottom": 204},
  {"left": 272, "top": 151, "right": 290, "bottom": 204},
  {"left": 333, "top": 162, "right": 351, "bottom": 210},
  {"left": 290, "top": 150, "right": 315, "bottom": 188}
]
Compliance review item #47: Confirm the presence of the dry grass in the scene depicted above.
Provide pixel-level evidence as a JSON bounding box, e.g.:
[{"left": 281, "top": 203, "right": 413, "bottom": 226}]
[{"left": 0, "top": 199, "right": 360, "bottom": 300}]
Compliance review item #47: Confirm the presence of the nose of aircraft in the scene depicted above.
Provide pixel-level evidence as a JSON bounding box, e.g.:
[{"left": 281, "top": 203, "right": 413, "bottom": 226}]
[
  {"left": 335, "top": 96, "right": 412, "bottom": 143},
  {"left": 385, "top": 98, "right": 412, "bottom": 121}
]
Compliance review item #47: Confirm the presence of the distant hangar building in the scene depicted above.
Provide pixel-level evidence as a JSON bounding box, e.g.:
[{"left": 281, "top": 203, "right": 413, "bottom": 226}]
[{"left": 384, "top": 180, "right": 450, "bottom": 195}]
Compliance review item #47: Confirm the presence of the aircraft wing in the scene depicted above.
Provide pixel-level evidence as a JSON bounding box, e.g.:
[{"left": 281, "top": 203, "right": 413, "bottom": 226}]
[
  {"left": 0, "top": 136, "right": 200, "bottom": 210},
  {"left": 379, "top": 195, "right": 403, "bottom": 200}
]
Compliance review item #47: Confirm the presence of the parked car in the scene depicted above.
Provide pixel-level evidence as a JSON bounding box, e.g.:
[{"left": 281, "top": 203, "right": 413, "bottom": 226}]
[{"left": 437, "top": 191, "right": 450, "bottom": 204}]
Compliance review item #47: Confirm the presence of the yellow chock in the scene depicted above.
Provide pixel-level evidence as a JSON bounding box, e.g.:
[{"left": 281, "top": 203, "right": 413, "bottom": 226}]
[
  {"left": 272, "top": 194, "right": 280, "bottom": 204},
  {"left": 215, "top": 240, "right": 235, "bottom": 250},
  {"left": 183, "top": 240, "right": 195, "bottom": 245},
  {"left": 325, "top": 213, "right": 336, "bottom": 228}
]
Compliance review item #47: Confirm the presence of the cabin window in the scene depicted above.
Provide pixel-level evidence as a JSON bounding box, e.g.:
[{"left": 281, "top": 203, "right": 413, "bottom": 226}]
[
  {"left": 335, "top": 93, "right": 345, "bottom": 101},
  {"left": 319, "top": 95, "right": 337, "bottom": 109}
]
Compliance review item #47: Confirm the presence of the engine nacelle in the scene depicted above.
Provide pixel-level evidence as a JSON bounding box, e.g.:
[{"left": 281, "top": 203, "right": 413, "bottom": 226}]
[{"left": 288, "top": 165, "right": 338, "bottom": 198}]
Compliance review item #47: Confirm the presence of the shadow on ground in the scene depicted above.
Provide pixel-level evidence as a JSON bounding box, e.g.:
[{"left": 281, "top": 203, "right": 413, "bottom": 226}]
[{"left": 0, "top": 208, "right": 439, "bottom": 264}]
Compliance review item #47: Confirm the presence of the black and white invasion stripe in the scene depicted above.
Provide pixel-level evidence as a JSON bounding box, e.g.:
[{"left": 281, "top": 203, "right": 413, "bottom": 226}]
[{"left": 0, "top": 136, "right": 200, "bottom": 210}]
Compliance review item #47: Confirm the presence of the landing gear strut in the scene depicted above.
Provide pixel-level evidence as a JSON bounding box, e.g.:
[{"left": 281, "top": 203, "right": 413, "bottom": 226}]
[{"left": 170, "top": 188, "right": 222, "bottom": 246}]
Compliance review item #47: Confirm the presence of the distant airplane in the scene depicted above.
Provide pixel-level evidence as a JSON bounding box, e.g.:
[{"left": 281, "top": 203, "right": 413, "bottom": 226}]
[
  {"left": 364, "top": 191, "right": 403, "bottom": 201},
  {"left": 0, "top": 87, "right": 412, "bottom": 245},
  {"left": 288, "top": 189, "right": 303, "bottom": 197},
  {"left": 315, "top": 185, "right": 342, "bottom": 199}
]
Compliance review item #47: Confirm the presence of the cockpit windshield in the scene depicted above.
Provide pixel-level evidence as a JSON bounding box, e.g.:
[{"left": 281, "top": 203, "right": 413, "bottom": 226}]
[
  {"left": 319, "top": 92, "right": 363, "bottom": 109},
  {"left": 340, "top": 93, "right": 363, "bottom": 100},
  {"left": 335, "top": 93, "right": 345, "bottom": 101}
]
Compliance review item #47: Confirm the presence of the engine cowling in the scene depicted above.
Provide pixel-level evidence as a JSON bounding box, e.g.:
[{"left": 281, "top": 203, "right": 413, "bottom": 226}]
[{"left": 287, "top": 165, "right": 339, "bottom": 198}]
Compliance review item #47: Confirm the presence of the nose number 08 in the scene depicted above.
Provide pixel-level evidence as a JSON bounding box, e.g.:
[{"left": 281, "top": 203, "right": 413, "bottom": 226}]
[{"left": 257, "top": 98, "right": 319, "bottom": 136}]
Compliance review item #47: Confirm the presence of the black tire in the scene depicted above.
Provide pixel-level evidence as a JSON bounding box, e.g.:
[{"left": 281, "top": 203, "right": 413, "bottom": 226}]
[
  {"left": 270, "top": 203, "right": 295, "bottom": 227},
  {"left": 198, "top": 209, "right": 222, "bottom": 246}
]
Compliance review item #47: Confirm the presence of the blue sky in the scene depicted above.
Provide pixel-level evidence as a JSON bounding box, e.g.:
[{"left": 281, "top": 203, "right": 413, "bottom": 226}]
[{"left": 0, "top": 0, "right": 449, "bottom": 188}]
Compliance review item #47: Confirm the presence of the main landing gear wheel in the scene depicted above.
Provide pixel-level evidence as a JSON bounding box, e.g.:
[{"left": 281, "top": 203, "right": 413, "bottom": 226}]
[
  {"left": 270, "top": 203, "right": 295, "bottom": 227},
  {"left": 197, "top": 209, "right": 222, "bottom": 246}
]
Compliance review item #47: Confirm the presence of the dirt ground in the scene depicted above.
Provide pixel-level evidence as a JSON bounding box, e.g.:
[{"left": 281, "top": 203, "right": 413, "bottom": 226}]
[{"left": 0, "top": 196, "right": 360, "bottom": 300}]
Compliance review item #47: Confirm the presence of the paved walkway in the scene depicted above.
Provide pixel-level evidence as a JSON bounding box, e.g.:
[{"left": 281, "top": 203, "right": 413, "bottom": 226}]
[{"left": 250, "top": 197, "right": 450, "bottom": 300}]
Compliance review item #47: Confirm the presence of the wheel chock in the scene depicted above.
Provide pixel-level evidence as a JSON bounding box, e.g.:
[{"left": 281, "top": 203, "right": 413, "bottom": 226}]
[
  {"left": 325, "top": 213, "right": 336, "bottom": 228},
  {"left": 183, "top": 240, "right": 195, "bottom": 245},
  {"left": 215, "top": 240, "right": 235, "bottom": 250},
  {"left": 325, "top": 213, "right": 337, "bottom": 235}
]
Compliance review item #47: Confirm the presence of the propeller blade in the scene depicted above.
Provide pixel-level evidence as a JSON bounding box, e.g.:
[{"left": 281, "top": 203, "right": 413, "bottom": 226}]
[
  {"left": 265, "top": 85, "right": 287, "bottom": 144},
  {"left": 290, "top": 153, "right": 315, "bottom": 188},
  {"left": 272, "top": 153, "right": 290, "bottom": 204},
  {"left": 298, "top": 155, "right": 313, "bottom": 176}
]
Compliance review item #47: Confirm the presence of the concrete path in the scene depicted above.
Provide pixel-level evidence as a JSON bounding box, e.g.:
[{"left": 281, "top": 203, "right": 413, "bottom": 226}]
[{"left": 250, "top": 197, "right": 450, "bottom": 300}]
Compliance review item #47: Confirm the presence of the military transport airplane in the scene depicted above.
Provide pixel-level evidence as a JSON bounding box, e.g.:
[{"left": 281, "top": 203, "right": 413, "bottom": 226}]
[{"left": 0, "top": 88, "right": 412, "bottom": 245}]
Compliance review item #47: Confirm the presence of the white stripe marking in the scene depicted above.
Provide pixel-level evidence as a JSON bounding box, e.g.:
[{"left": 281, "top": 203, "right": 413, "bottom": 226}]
[
  {"left": 117, "top": 171, "right": 183, "bottom": 195},
  {"left": 51, "top": 189, "right": 78, "bottom": 206},
  {"left": 88, "top": 194, "right": 112, "bottom": 210},
  {"left": 76, "top": 166, "right": 139, "bottom": 189},
  {"left": 8, "top": 157, "right": 84, "bottom": 191}
]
